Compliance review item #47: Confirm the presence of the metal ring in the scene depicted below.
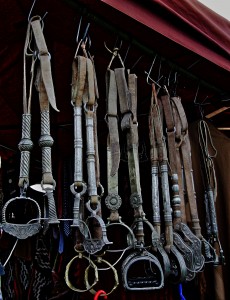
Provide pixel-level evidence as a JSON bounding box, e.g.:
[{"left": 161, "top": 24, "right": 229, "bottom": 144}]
[
  {"left": 84, "top": 257, "right": 119, "bottom": 296},
  {"left": 106, "top": 221, "right": 137, "bottom": 249},
  {"left": 65, "top": 253, "right": 99, "bottom": 292},
  {"left": 70, "top": 182, "right": 87, "bottom": 196}
]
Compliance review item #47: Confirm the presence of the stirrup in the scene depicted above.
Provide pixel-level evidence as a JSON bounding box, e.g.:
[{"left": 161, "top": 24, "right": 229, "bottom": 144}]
[
  {"left": 2, "top": 196, "right": 41, "bottom": 239},
  {"left": 122, "top": 250, "right": 164, "bottom": 290}
]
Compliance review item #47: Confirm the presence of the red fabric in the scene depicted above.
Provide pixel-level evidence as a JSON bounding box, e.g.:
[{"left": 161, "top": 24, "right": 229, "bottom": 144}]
[{"left": 100, "top": 0, "right": 230, "bottom": 71}]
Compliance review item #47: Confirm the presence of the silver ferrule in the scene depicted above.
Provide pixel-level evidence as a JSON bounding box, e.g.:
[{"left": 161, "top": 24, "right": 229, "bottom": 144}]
[
  {"left": 171, "top": 173, "right": 182, "bottom": 219},
  {"left": 39, "top": 111, "right": 54, "bottom": 175},
  {"left": 85, "top": 113, "right": 97, "bottom": 197},
  {"left": 151, "top": 166, "right": 161, "bottom": 223},
  {"left": 204, "top": 192, "right": 212, "bottom": 236},
  {"left": 74, "top": 106, "right": 83, "bottom": 182},
  {"left": 72, "top": 192, "right": 81, "bottom": 227},
  {"left": 207, "top": 188, "right": 218, "bottom": 235},
  {"left": 160, "top": 164, "right": 172, "bottom": 223},
  {"left": 18, "top": 114, "right": 33, "bottom": 181}
]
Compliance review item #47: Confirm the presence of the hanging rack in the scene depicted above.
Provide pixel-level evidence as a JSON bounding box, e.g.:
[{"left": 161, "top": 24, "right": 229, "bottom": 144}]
[{"left": 65, "top": 0, "right": 228, "bottom": 97}]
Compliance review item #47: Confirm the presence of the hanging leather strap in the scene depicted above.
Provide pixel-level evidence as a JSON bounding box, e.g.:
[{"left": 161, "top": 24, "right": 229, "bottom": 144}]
[
  {"left": 198, "top": 120, "right": 218, "bottom": 235},
  {"left": 30, "top": 16, "right": 59, "bottom": 112},
  {"left": 105, "top": 70, "right": 120, "bottom": 176},
  {"left": 115, "top": 68, "right": 132, "bottom": 131},
  {"left": 160, "top": 90, "right": 182, "bottom": 227},
  {"left": 72, "top": 56, "right": 87, "bottom": 107},
  {"left": 172, "top": 97, "right": 202, "bottom": 238},
  {"left": 171, "top": 98, "right": 187, "bottom": 223}
]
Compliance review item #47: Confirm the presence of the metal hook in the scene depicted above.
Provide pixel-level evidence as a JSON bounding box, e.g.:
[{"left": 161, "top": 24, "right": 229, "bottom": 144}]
[
  {"left": 193, "top": 83, "right": 200, "bottom": 105},
  {"left": 114, "top": 36, "right": 123, "bottom": 50},
  {"left": 167, "top": 70, "right": 178, "bottom": 96},
  {"left": 146, "top": 55, "right": 157, "bottom": 84},
  {"left": 130, "top": 55, "right": 143, "bottom": 71},
  {"left": 76, "top": 16, "right": 90, "bottom": 43},
  {"left": 123, "top": 43, "right": 143, "bottom": 71},
  {"left": 193, "top": 83, "right": 210, "bottom": 119},
  {"left": 74, "top": 18, "right": 91, "bottom": 58},
  {"left": 28, "top": 0, "right": 48, "bottom": 21},
  {"left": 104, "top": 42, "right": 124, "bottom": 69},
  {"left": 123, "top": 43, "right": 131, "bottom": 64},
  {"left": 145, "top": 55, "right": 162, "bottom": 88},
  {"left": 28, "top": 0, "right": 37, "bottom": 21}
]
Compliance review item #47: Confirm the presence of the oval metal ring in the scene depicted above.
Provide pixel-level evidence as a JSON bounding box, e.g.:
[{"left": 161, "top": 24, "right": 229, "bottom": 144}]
[
  {"left": 70, "top": 182, "right": 87, "bottom": 196},
  {"left": 84, "top": 257, "right": 119, "bottom": 296},
  {"left": 65, "top": 254, "right": 99, "bottom": 293}
]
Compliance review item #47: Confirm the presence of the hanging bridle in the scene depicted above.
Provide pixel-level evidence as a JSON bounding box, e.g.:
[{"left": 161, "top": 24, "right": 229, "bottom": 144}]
[{"left": 2, "top": 15, "right": 59, "bottom": 239}]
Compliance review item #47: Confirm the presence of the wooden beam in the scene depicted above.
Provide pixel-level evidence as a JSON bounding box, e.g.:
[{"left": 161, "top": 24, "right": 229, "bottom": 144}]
[
  {"left": 218, "top": 127, "right": 230, "bottom": 130},
  {"left": 205, "top": 106, "right": 229, "bottom": 118}
]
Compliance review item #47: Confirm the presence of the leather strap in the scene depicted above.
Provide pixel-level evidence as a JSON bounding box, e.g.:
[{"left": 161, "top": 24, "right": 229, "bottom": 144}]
[
  {"left": 105, "top": 70, "right": 120, "bottom": 176},
  {"left": 172, "top": 97, "right": 202, "bottom": 238},
  {"left": 198, "top": 120, "right": 218, "bottom": 235},
  {"left": 160, "top": 89, "right": 182, "bottom": 226},
  {"left": 30, "top": 17, "right": 59, "bottom": 112},
  {"left": 72, "top": 56, "right": 87, "bottom": 107},
  {"left": 171, "top": 97, "right": 187, "bottom": 223},
  {"left": 115, "top": 68, "right": 132, "bottom": 131}
]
